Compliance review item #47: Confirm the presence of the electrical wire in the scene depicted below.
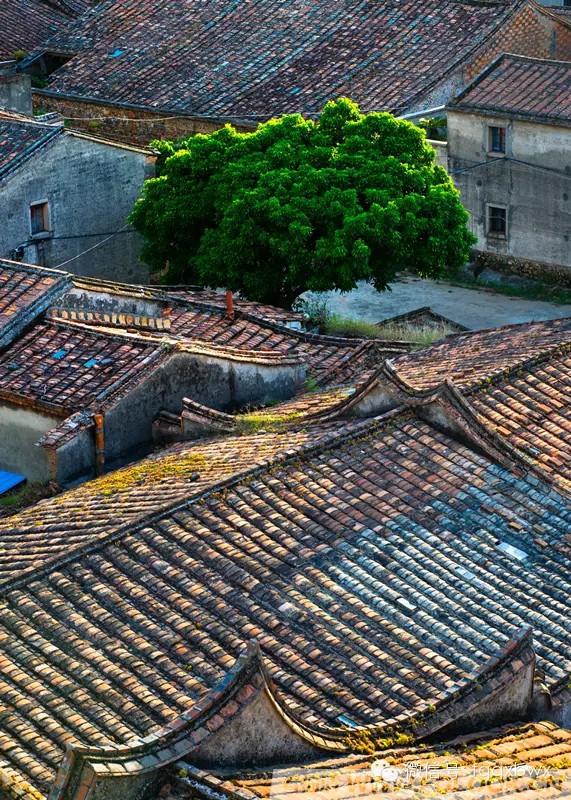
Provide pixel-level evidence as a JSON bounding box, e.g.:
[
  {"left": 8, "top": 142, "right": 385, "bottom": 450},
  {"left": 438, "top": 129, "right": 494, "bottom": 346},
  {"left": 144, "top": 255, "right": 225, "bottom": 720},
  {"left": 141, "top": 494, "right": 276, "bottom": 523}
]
[{"left": 55, "top": 224, "right": 131, "bottom": 268}]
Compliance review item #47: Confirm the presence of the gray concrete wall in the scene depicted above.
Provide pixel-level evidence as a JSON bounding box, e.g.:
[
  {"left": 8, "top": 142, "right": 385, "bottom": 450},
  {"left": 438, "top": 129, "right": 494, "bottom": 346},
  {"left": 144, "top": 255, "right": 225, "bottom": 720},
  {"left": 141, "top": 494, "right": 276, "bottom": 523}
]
[
  {"left": 0, "top": 402, "right": 61, "bottom": 482},
  {"left": 103, "top": 352, "right": 300, "bottom": 462},
  {"left": 0, "top": 131, "right": 154, "bottom": 282},
  {"left": 447, "top": 110, "right": 571, "bottom": 270},
  {"left": 54, "top": 351, "right": 302, "bottom": 482},
  {"left": 427, "top": 139, "right": 448, "bottom": 170},
  {"left": 0, "top": 74, "right": 33, "bottom": 115}
]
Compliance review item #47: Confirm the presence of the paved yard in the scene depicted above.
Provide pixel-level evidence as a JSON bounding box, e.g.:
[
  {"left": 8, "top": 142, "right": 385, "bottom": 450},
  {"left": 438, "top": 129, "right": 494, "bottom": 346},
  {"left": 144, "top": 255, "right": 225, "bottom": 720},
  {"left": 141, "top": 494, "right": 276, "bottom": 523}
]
[{"left": 306, "top": 275, "right": 571, "bottom": 330}]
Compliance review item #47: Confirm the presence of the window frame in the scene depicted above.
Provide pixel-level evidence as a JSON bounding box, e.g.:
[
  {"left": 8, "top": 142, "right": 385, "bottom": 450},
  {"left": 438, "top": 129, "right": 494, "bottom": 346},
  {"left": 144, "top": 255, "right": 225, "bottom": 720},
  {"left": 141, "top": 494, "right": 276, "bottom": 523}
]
[
  {"left": 487, "top": 125, "right": 507, "bottom": 156},
  {"left": 29, "top": 200, "right": 51, "bottom": 238},
  {"left": 486, "top": 203, "right": 508, "bottom": 238}
]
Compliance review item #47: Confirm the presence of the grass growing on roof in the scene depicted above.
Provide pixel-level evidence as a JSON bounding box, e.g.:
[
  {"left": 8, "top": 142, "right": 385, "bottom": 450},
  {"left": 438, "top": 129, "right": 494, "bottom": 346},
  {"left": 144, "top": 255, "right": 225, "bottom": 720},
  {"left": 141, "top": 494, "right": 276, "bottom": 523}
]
[
  {"left": 0, "top": 482, "right": 58, "bottom": 517},
  {"left": 324, "top": 314, "right": 456, "bottom": 344},
  {"left": 235, "top": 411, "right": 305, "bottom": 434},
  {"left": 97, "top": 451, "right": 207, "bottom": 496},
  {"left": 375, "top": 320, "right": 457, "bottom": 344}
]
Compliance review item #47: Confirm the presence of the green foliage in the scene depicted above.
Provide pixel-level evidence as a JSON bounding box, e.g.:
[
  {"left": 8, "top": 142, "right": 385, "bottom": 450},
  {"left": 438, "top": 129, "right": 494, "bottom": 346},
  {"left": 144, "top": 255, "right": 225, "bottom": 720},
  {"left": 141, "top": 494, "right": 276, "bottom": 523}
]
[
  {"left": 31, "top": 75, "right": 49, "bottom": 89},
  {"left": 131, "top": 98, "right": 475, "bottom": 308},
  {"left": 12, "top": 50, "right": 26, "bottom": 62},
  {"left": 0, "top": 482, "right": 57, "bottom": 516},
  {"left": 417, "top": 116, "right": 447, "bottom": 141}
]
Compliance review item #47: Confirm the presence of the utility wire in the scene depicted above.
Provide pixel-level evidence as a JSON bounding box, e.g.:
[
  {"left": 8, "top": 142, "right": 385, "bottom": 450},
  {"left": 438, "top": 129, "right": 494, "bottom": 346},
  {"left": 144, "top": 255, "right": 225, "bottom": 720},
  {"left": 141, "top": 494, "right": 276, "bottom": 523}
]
[{"left": 55, "top": 224, "right": 131, "bottom": 268}]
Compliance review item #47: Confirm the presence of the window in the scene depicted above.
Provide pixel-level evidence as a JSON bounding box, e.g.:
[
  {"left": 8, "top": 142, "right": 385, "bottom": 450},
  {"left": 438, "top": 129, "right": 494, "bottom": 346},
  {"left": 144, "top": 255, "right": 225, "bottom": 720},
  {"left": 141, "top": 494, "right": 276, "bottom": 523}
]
[
  {"left": 488, "top": 125, "right": 506, "bottom": 154},
  {"left": 487, "top": 205, "right": 507, "bottom": 236},
  {"left": 30, "top": 201, "right": 50, "bottom": 236}
]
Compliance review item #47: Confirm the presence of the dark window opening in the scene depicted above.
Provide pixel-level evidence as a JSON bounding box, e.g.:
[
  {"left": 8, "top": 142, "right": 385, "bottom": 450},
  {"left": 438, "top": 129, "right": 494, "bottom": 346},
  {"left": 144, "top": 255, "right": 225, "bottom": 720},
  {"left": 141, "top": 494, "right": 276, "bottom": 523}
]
[
  {"left": 30, "top": 202, "right": 50, "bottom": 235},
  {"left": 488, "top": 206, "right": 507, "bottom": 236},
  {"left": 489, "top": 126, "right": 506, "bottom": 154}
]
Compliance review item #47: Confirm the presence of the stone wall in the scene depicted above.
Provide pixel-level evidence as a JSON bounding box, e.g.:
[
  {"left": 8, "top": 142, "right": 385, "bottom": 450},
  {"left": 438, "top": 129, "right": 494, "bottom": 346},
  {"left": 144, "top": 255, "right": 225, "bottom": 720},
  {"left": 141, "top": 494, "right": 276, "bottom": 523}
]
[
  {"left": 32, "top": 91, "right": 255, "bottom": 147},
  {"left": 474, "top": 251, "right": 571, "bottom": 285},
  {"left": 0, "top": 130, "right": 155, "bottom": 282}
]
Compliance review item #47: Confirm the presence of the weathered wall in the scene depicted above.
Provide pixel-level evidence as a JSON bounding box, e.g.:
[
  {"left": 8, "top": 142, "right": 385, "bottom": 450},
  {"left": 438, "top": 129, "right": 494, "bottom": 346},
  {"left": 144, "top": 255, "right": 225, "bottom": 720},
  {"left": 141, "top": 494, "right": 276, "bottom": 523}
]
[
  {"left": 0, "top": 73, "right": 33, "bottom": 115},
  {"left": 0, "top": 402, "right": 61, "bottom": 481},
  {"left": 0, "top": 131, "right": 155, "bottom": 282},
  {"left": 447, "top": 110, "right": 571, "bottom": 271},
  {"left": 427, "top": 139, "right": 448, "bottom": 170},
  {"left": 54, "top": 425, "right": 95, "bottom": 485},
  {"left": 466, "top": 3, "right": 571, "bottom": 82},
  {"left": 53, "top": 351, "right": 303, "bottom": 482},
  {"left": 62, "top": 286, "right": 167, "bottom": 317},
  {"left": 102, "top": 352, "right": 301, "bottom": 462},
  {"left": 32, "top": 91, "right": 255, "bottom": 147},
  {"left": 190, "top": 688, "right": 323, "bottom": 769}
]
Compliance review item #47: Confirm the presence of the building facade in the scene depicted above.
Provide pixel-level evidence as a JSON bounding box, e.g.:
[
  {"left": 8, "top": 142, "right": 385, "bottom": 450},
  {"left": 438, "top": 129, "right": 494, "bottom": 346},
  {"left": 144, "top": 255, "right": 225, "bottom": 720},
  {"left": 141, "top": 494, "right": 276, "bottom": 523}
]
[
  {"left": 0, "top": 109, "right": 155, "bottom": 281},
  {"left": 447, "top": 54, "right": 571, "bottom": 277}
]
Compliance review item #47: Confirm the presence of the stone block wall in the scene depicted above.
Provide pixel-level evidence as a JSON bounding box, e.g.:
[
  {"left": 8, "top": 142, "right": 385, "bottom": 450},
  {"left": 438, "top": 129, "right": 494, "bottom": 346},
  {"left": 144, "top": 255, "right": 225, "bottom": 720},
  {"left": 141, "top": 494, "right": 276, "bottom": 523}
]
[
  {"left": 474, "top": 251, "right": 571, "bottom": 286},
  {"left": 32, "top": 92, "right": 255, "bottom": 147}
]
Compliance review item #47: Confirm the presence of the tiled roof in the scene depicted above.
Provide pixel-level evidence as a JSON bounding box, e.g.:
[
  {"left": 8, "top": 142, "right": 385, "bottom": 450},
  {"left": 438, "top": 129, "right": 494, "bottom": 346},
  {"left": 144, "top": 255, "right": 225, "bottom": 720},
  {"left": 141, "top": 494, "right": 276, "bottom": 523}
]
[
  {"left": 0, "top": 262, "right": 68, "bottom": 346},
  {"left": 207, "top": 721, "right": 571, "bottom": 800},
  {"left": 2, "top": 412, "right": 571, "bottom": 795},
  {"left": 0, "top": 114, "right": 61, "bottom": 176},
  {"left": 0, "top": 0, "right": 91, "bottom": 60},
  {"left": 33, "top": 0, "right": 530, "bottom": 118},
  {"left": 165, "top": 288, "right": 306, "bottom": 326},
  {"left": 170, "top": 306, "right": 403, "bottom": 388},
  {"left": 468, "top": 344, "right": 571, "bottom": 490},
  {"left": 390, "top": 316, "right": 571, "bottom": 391},
  {"left": 0, "top": 425, "right": 351, "bottom": 587},
  {"left": 236, "top": 385, "right": 360, "bottom": 432},
  {"left": 450, "top": 54, "right": 571, "bottom": 124},
  {"left": 0, "top": 318, "right": 165, "bottom": 414}
]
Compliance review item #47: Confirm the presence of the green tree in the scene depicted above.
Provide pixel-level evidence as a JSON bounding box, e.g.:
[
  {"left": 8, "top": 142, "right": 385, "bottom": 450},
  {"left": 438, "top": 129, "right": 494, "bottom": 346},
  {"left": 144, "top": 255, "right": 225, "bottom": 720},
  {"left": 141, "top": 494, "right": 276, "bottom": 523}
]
[{"left": 130, "top": 99, "right": 475, "bottom": 308}]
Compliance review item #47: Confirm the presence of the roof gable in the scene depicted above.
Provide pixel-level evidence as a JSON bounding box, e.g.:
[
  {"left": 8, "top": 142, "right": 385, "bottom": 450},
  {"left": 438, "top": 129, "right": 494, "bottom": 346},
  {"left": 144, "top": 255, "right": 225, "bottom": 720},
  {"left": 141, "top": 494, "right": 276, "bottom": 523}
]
[{"left": 450, "top": 53, "right": 571, "bottom": 125}]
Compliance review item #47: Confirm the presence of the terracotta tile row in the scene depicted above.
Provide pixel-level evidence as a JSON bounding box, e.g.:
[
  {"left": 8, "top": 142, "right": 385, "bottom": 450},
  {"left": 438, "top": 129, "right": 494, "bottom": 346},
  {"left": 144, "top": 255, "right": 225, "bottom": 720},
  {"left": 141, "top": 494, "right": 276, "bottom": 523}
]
[
  {"left": 2, "top": 416, "right": 571, "bottom": 794},
  {"left": 35, "top": 0, "right": 524, "bottom": 117}
]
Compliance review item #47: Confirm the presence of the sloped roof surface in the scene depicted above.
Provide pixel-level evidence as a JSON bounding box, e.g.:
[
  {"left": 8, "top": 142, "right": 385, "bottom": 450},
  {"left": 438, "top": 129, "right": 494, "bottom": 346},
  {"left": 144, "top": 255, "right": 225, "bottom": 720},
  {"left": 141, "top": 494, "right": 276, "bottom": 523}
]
[
  {"left": 391, "top": 316, "right": 571, "bottom": 391},
  {"left": 0, "top": 115, "right": 60, "bottom": 175},
  {"left": 220, "top": 721, "right": 571, "bottom": 800},
  {"left": 36, "top": 0, "right": 527, "bottom": 118},
  {"left": 0, "top": 425, "right": 348, "bottom": 586},
  {"left": 452, "top": 54, "right": 571, "bottom": 124},
  {"left": 469, "top": 346, "right": 571, "bottom": 489},
  {"left": 0, "top": 0, "right": 90, "bottom": 60},
  {"left": 0, "top": 319, "right": 164, "bottom": 412},
  {"left": 0, "top": 264, "right": 66, "bottom": 335},
  {"left": 1, "top": 414, "right": 571, "bottom": 796},
  {"left": 170, "top": 306, "right": 397, "bottom": 387}
]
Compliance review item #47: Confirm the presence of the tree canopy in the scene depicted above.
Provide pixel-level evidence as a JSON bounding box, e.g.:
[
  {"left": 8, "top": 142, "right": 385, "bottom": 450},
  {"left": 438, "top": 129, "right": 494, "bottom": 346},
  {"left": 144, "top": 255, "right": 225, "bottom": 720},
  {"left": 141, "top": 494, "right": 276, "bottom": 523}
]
[{"left": 130, "top": 98, "right": 475, "bottom": 308}]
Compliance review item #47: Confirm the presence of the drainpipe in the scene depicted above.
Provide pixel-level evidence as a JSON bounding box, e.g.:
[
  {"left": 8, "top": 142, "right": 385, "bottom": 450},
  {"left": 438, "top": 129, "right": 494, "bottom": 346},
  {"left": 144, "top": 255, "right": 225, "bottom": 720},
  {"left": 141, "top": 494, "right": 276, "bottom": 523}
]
[
  {"left": 225, "top": 290, "right": 234, "bottom": 319},
  {"left": 93, "top": 413, "right": 105, "bottom": 476}
]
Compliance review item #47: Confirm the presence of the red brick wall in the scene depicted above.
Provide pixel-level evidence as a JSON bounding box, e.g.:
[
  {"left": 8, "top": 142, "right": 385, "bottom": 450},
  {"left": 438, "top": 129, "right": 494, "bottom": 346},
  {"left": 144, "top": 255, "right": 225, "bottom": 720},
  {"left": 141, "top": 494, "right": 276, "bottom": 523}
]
[
  {"left": 32, "top": 92, "right": 255, "bottom": 146},
  {"left": 466, "top": 3, "right": 571, "bottom": 83}
]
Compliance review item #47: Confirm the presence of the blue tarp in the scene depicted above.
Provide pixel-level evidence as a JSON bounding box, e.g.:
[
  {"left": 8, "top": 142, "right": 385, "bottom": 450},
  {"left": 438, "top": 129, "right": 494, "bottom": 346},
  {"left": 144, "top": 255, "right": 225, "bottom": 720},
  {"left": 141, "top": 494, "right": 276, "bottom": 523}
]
[{"left": 0, "top": 470, "right": 25, "bottom": 497}]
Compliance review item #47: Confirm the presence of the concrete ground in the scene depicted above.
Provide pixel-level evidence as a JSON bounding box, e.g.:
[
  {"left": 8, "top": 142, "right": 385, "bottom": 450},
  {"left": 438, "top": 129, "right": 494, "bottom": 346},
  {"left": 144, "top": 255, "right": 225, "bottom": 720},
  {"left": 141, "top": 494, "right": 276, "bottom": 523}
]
[{"left": 306, "top": 275, "right": 571, "bottom": 330}]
